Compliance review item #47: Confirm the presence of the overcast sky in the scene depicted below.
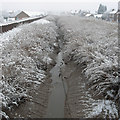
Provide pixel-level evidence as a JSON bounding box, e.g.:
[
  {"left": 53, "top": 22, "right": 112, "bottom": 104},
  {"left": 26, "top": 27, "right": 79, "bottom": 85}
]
[{"left": 0, "top": 0, "right": 119, "bottom": 13}]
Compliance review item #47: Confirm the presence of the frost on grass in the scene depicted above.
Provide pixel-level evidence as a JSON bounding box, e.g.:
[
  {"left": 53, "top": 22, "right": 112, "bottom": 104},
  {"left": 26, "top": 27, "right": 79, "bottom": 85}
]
[
  {"left": 87, "top": 99, "right": 118, "bottom": 118},
  {"left": 57, "top": 16, "right": 119, "bottom": 118},
  {"left": 0, "top": 19, "right": 57, "bottom": 118}
]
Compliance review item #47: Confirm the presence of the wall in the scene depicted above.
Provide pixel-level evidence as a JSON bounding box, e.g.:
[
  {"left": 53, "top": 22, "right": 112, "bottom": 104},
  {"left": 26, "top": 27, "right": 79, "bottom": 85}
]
[
  {"left": 0, "top": 16, "right": 46, "bottom": 33},
  {"left": 15, "top": 12, "right": 29, "bottom": 20}
]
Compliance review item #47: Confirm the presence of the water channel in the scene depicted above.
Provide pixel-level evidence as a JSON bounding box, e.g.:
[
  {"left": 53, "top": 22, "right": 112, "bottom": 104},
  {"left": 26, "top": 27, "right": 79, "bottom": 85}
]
[{"left": 45, "top": 51, "right": 67, "bottom": 118}]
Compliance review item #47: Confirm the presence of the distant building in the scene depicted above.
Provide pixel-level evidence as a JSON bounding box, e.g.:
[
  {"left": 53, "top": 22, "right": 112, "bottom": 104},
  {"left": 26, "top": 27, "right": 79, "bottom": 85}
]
[
  {"left": 102, "top": 9, "right": 120, "bottom": 22},
  {"left": 85, "top": 13, "right": 93, "bottom": 17},
  {"left": 79, "top": 10, "right": 90, "bottom": 16},
  {"left": 2, "top": 10, "right": 45, "bottom": 23},
  {"left": 94, "top": 14, "right": 103, "bottom": 19},
  {"left": 70, "top": 10, "right": 80, "bottom": 15},
  {"left": 117, "top": 10, "right": 120, "bottom": 22},
  {"left": 70, "top": 9, "right": 90, "bottom": 16},
  {"left": 14, "top": 11, "right": 30, "bottom": 20},
  {"left": 6, "top": 11, "right": 30, "bottom": 21},
  {"left": 108, "top": 10, "right": 118, "bottom": 21}
]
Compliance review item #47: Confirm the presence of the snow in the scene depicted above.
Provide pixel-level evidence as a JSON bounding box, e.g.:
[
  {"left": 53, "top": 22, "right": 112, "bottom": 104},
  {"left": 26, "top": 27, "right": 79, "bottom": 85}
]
[
  {"left": 94, "top": 14, "right": 102, "bottom": 18},
  {"left": 31, "top": 19, "right": 50, "bottom": 25},
  {"left": 0, "top": 17, "right": 57, "bottom": 118},
  {"left": 43, "top": 56, "right": 53, "bottom": 64},
  {"left": 0, "top": 15, "right": 119, "bottom": 118},
  {"left": 0, "top": 112, "right": 9, "bottom": 119},
  {"left": 0, "top": 16, "right": 46, "bottom": 26},
  {"left": 85, "top": 14, "right": 92, "bottom": 17},
  {"left": 70, "top": 10, "right": 80, "bottom": 14},
  {"left": 109, "top": 11, "right": 117, "bottom": 14},
  {"left": 25, "top": 11, "right": 46, "bottom": 17},
  {"left": 7, "top": 10, "right": 46, "bottom": 18},
  {"left": 57, "top": 16, "right": 118, "bottom": 118},
  {"left": 7, "top": 18, "right": 15, "bottom": 22},
  {"left": 88, "top": 100, "right": 118, "bottom": 118},
  {"left": 0, "top": 27, "right": 21, "bottom": 44}
]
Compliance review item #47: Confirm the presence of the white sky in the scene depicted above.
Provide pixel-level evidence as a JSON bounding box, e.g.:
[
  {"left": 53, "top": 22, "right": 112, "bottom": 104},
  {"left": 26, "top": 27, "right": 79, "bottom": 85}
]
[
  {"left": 0, "top": 0, "right": 119, "bottom": 13},
  {"left": 0, "top": 0, "right": 119, "bottom": 2}
]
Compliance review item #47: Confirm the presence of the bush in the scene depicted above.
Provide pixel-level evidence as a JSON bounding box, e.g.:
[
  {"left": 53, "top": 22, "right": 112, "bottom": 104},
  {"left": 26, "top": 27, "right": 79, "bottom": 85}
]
[
  {"left": 57, "top": 16, "right": 119, "bottom": 118},
  {"left": 0, "top": 19, "right": 58, "bottom": 118}
]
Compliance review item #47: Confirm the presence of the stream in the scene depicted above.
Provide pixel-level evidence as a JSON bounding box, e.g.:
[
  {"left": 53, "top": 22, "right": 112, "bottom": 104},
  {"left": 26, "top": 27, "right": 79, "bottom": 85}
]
[{"left": 45, "top": 51, "right": 67, "bottom": 118}]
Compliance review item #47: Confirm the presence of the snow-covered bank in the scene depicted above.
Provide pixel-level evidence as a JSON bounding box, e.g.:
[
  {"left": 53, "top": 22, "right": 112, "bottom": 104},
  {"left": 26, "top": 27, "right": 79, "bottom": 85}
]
[
  {"left": 57, "top": 16, "right": 118, "bottom": 118},
  {"left": 0, "top": 18, "right": 58, "bottom": 118},
  {"left": 32, "top": 19, "right": 50, "bottom": 25},
  {"left": 0, "top": 16, "right": 46, "bottom": 26},
  {"left": 0, "top": 15, "right": 119, "bottom": 118}
]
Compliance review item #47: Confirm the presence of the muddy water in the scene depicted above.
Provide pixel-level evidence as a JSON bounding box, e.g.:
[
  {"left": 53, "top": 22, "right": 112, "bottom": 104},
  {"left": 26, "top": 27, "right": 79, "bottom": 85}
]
[{"left": 45, "top": 52, "right": 67, "bottom": 118}]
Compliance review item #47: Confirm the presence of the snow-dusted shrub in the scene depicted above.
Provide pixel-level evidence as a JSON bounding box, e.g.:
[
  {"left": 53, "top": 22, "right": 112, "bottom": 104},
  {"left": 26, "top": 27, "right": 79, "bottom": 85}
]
[
  {"left": 45, "top": 16, "right": 58, "bottom": 23},
  {"left": 57, "top": 16, "right": 119, "bottom": 117},
  {"left": 0, "top": 19, "right": 57, "bottom": 117}
]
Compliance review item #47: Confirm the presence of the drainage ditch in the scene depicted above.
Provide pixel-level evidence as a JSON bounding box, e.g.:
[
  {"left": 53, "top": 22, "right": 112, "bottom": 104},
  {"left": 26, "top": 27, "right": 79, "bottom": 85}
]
[
  {"left": 45, "top": 51, "right": 67, "bottom": 118},
  {"left": 45, "top": 22, "right": 68, "bottom": 117}
]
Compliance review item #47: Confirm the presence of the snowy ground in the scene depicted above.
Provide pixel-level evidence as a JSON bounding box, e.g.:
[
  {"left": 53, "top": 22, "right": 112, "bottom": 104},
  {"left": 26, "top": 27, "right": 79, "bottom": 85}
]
[
  {"left": 0, "top": 15, "right": 119, "bottom": 118},
  {"left": 0, "top": 16, "right": 46, "bottom": 26},
  {"left": 0, "top": 18, "right": 58, "bottom": 118},
  {"left": 57, "top": 16, "right": 119, "bottom": 118}
]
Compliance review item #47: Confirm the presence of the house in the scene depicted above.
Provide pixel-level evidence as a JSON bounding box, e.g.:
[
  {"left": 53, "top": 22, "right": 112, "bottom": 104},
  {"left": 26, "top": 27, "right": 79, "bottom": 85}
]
[
  {"left": 7, "top": 11, "right": 30, "bottom": 20},
  {"left": 108, "top": 10, "right": 118, "bottom": 22},
  {"left": 102, "top": 9, "right": 120, "bottom": 22},
  {"left": 15, "top": 11, "right": 30, "bottom": 20},
  {"left": 70, "top": 10, "right": 90, "bottom": 16},
  {"left": 2, "top": 10, "right": 45, "bottom": 22},
  {"left": 94, "top": 14, "right": 102, "bottom": 19},
  {"left": 11, "top": 11, "right": 30, "bottom": 20},
  {"left": 79, "top": 10, "right": 90, "bottom": 16},
  {"left": 70, "top": 10, "right": 80, "bottom": 15},
  {"left": 85, "top": 13, "right": 94, "bottom": 17},
  {"left": 117, "top": 10, "right": 120, "bottom": 22}
]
